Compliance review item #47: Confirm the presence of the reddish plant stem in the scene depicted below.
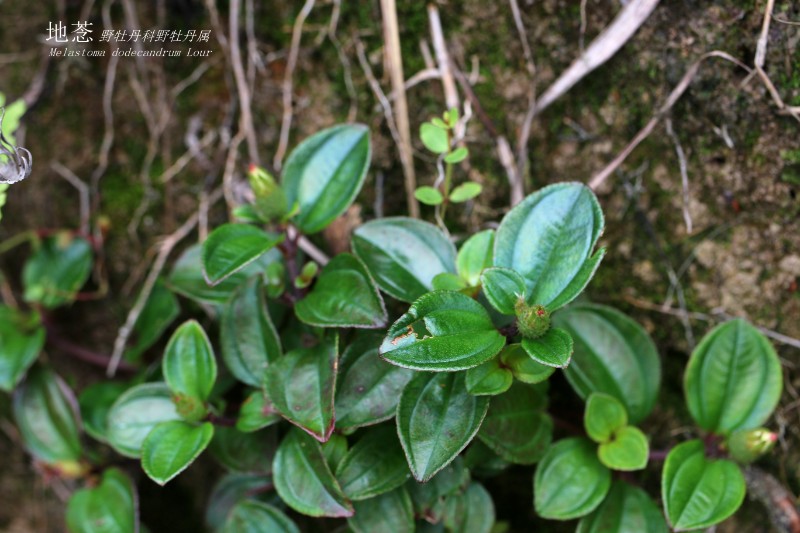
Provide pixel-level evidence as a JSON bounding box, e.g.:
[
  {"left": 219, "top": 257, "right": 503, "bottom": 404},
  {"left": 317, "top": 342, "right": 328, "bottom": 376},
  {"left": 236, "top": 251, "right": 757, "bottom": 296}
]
[{"left": 44, "top": 321, "right": 136, "bottom": 373}]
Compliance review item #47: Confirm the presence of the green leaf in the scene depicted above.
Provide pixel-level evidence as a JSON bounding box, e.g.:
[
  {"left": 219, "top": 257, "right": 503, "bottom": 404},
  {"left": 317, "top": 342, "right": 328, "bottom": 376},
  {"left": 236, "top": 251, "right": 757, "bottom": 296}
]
[
  {"left": 406, "top": 457, "right": 470, "bottom": 514},
  {"left": 106, "top": 383, "right": 181, "bottom": 458},
  {"left": 420, "top": 123, "right": 449, "bottom": 154},
  {"left": 415, "top": 186, "right": 444, "bottom": 206},
  {"left": 352, "top": 217, "right": 456, "bottom": 303},
  {"left": 295, "top": 253, "right": 387, "bottom": 328},
  {"left": 0, "top": 306, "right": 44, "bottom": 391},
  {"left": 534, "top": 438, "right": 611, "bottom": 520},
  {"left": 521, "top": 327, "right": 573, "bottom": 368},
  {"left": 555, "top": 304, "right": 661, "bottom": 424},
  {"left": 335, "top": 425, "right": 411, "bottom": 500},
  {"left": 499, "top": 344, "right": 555, "bottom": 384},
  {"left": 205, "top": 473, "right": 272, "bottom": 531},
  {"left": 222, "top": 501, "right": 299, "bottom": 533},
  {"left": 168, "top": 244, "right": 279, "bottom": 304},
  {"left": 141, "top": 421, "right": 213, "bottom": 485},
  {"left": 662, "top": 439, "right": 746, "bottom": 531},
  {"left": 22, "top": 234, "right": 93, "bottom": 308},
  {"left": 202, "top": 223, "right": 284, "bottom": 285},
  {"left": 322, "top": 433, "right": 349, "bottom": 472},
  {"left": 480, "top": 267, "right": 526, "bottom": 315},
  {"left": 478, "top": 382, "right": 552, "bottom": 464},
  {"left": 465, "top": 357, "right": 512, "bottom": 396},
  {"left": 597, "top": 426, "right": 649, "bottom": 471},
  {"left": 685, "top": 318, "right": 782, "bottom": 435},
  {"left": 264, "top": 340, "right": 337, "bottom": 442},
  {"left": 432, "top": 272, "right": 468, "bottom": 291},
  {"left": 334, "top": 334, "right": 414, "bottom": 432},
  {"left": 283, "top": 124, "right": 371, "bottom": 234},
  {"left": 464, "top": 440, "right": 510, "bottom": 477},
  {"left": 209, "top": 426, "right": 275, "bottom": 473},
  {"left": 66, "top": 468, "right": 138, "bottom": 533},
  {"left": 221, "top": 278, "right": 282, "bottom": 387},
  {"left": 444, "top": 147, "right": 469, "bottom": 164},
  {"left": 162, "top": 320, "right": 217, "bottom": 417},
  {"left": 494, "top": 183, "right": 604, "bottom": 309},
  {"left": 78, "top": 381, "right": 129, "bottom": 442},
  {"left": 443, "top": 482, "right": 495, "bottom": 533},
  {"left": 577, "top": 481, "right": 668, "bottom": 533},
  {"left": 273, "top": 428, "right": 354, "bottom": 517},
  {"left": 396, "top": 372, "right": 489, "bottom": 481},
  {"left": 584, "top": 392, "right": 628, "bottom": 443},
  {"left": 545, "top": 248, "right": 606, "bottom": 311},
  {"left": 124, "top": 279, "right": 180, "bottom": 362},
  {"left": 236, "top": 389, "right": 281, "bottom": 432},
  {"left": 349, "top": 487, "right": 415, "bottom": 533},
  {"left": 449, "top": 182, "right": 482, "bottom": 203},
  {"left": 456, "top": 230, "right": 494, "bottom": 286},
  {"left": 13, "top": 366, "right": 83, "bottom": 468},
  {"left": 380, "top": 291, "right": 506, "bottom": 372}
]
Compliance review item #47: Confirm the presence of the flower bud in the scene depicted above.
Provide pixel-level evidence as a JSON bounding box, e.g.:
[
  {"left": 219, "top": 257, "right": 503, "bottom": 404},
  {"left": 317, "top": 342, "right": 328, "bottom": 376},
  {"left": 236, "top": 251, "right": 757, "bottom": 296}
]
[
  {"left": 727, "top": 428, "right": 777, "bottom": 464},
  {"left": 247, "top": 164, "right": 288, "bottom": 221},
  {"left": 515, "top": 297, "right": 550, "bottom": 339}
]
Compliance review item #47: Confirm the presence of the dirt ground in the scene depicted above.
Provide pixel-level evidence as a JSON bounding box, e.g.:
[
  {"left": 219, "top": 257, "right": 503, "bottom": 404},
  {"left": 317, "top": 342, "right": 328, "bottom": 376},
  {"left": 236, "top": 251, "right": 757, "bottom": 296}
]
[{"left": 0, "top": 0, "right": 798, "bottom": 531}]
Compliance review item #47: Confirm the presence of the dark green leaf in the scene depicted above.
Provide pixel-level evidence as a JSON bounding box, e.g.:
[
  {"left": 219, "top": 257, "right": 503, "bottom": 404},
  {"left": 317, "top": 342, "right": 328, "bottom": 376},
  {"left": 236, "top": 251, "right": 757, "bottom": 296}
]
[
  {"left": 463, "top": 440, "right": 510, "bottom": 477},
  {"left": 465, "top": 357, "right": 512, "bottom": 396},
  {"left": 597, "top": 426, "right": 648, "bottom": 471},
  {"left": 221, "top": 278, "right": 282, "bottom": 387},
  {"left": 236, "top": 389, "right": 281, "bottom": 432},
  {"left": 162, "top": 320, "right": 217, "bottom": 417},
  {"left": 106, "top": 383, "right": 181, "bottom": 458},
  {"left": 66, "top": 468, "right": 138, "bottom": 533},
  {"left": 13, "top": 366, "right": 83, "bottom": 468},
  {"left": 685, "top": 319, "right": 782, "bottom": 435},
  {"left": 349, "top": 487, "right": 414, "bottom": 533},
  {"left": 534, "top": 438, "right": 611, "bottom": 520},
  {"left": 322, "top": 433, "right": 349, "bottom": 472},
  {"left": 456, "top": 230, "right": 494, "bottom": 287},
  {"left": 521, "top": 327, "right": 573, "bottom": 368},
  {"left": 555, "top": 304, "right": 661, "bottom": 424},
  {"left": 335, "top": 334, "right": 414, "bottom": 432},
  {"left": 295, "top": 253, "right": 387, "bottom": 328},
  {"left": 79, "top": 381, "right": 129, "bottom": 442},
  {"left": 577, "top": 481, "right": 668, "bottom": 533},
  {"left": 499, "top": 344, "right": 555, "bottom": 384},
  {"left": 449, "top": 182, "right": 482, "bottom": 203},
  {"left": 209, "top": 426, "right": 276, "bottom": 473},
  {"left": 124, "top": 279, "right": 180, "bottom": 362},
  {"left": 0, "top": 306, "right": 44, "bottom": 391},
  {"left": 264, "top": 339, "right": 337, "bottom": 441},
  {"left": 480, "top": 267, "right": 526, "bottom": 315},
  {"left": 205, "top": 473, "right": 273, "bottom": 531},
  {"left": 397, "top": 372, "right": 489, "bottom": 481},
  {"left": 494, "top": 183, "right": 604, "bottom": 309},
  {"left": 380, "top": 291, "right": 506, "bottom": 372},
  {"left": 415, "top": 186, "right": 444, "bottom": 206},
  {"left": 222, "top": 501, "right": 299, "bottom": 533},
  {"left": 273, "top": 428, "right": 354, "bottom": 517},
  {"left": 662, "top": 440, "right": 745, "bottom": 531},
  {"left": 141, "top": 421, "right": 213, "bottom": 485},
  {"left": 431, "top": 272, "right": 468, "bottom": 291},
  {"left": 444, "top": 147, "right": 469, "bottom": 164},
  {"left": 283, "top": 124, "right": 371, "bottom": 234},
  {"left": 335, "top": 425, "right": 410, "bottom": 500},
  {"left": 443, "top": 482, "right": 495, "bottom": 533},
  {"left": 202, "top": 224, "right": 284, "bottom": 285},
  {"left": 406, "top": 457, "right": 470, "bottom": 514},
  {"left": 420, "top": 123, "right": 449, "bottom": 154},
  {"left": 23, "top": 234, "right": 93, "bottom": 308},
  {"left": 478, "top": 382, "right": 552, "bottom": 464},
  {"left": 584, "top": 392, "right": 628, "bottom": 443},
  {"left": 352, "top": 217, "right": 456, "bottom": 303}
]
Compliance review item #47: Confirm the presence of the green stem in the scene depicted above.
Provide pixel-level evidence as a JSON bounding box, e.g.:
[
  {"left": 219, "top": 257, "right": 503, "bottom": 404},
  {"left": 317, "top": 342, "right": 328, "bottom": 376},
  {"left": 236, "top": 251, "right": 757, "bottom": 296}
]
[
  {"left": 0, "top": 230, "right": 35, "bottom": 255},
  {"left": 439, "top": 160, "right": 454, "bottom": 222}
]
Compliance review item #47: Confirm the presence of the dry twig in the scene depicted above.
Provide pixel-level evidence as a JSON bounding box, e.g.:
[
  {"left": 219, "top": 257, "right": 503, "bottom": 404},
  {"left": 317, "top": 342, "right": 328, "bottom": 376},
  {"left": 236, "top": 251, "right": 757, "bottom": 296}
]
[
  {"left": 50, "top": 162, "right": 90, "bottom": 236},
  {"left": 664, "top": 118, "right": 693, "bottom": 234}
]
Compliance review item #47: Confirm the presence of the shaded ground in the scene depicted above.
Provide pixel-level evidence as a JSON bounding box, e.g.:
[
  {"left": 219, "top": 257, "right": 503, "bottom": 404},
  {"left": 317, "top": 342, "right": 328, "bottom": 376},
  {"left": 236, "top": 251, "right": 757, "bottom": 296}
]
[{"left": 0, "top": 0, "right": 799, "bottom": 531}]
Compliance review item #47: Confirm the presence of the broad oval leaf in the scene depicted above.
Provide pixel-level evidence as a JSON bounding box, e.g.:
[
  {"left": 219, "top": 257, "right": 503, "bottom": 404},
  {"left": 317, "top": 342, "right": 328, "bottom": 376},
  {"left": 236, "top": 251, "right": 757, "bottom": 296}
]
[
  {"left": 163, "top": 320, "right": 217, "bottom": 409},
  {"left": 322, "top": 433, "right": 349, "bottom": 472},
  {"left": 273, "top": 428, "right": 354, "bottom": 517},
  {"left": 534, "top": 438, "right": 611, "bottom": 520},
  {"left": 124, "top": 279, "right": 180, "bottom": 362},
  {"left": 521, "top": 327, "right": 573, "bottom": 368},
  {"left": 397, "top": 372, "right": 489, "bottom": 481},
  {"left": 141, "top": 421, "right": 214, "bottom": 485},
  {"left": 334, "top": 334, "right": 414, "bottom": 432},
  {"left": 335, "top": 425, "right": 410, "bottom": 500},
  {"left": 13, "top": 366, "right": 83, "bottom": 467},
  {"left": 415, "top": 186, "right": 444, "bottom": 206},
  {"left": 66, "top": 468, "right": 138, "bottom": 533},
  {"left": 222, "top": 500, "right": 299, "bottom": 533},
  {"left": 420, "top": 122, "right": 449, "bottom": 154},
  {"left": 480, "top": 267, "right": 525, "bottom": 315},
  {"left": 264, "top": 340, "right": 337, "bottom": 442},
  {"left": 349, "top": 487, "right": 415, "bottom": 533},
  {"left": 443, "top": 482, "right": 495, "bottom": 533},
  {"left": 478, "top": 382, "right": 552, "bottom": 464},
  {"left": 499, "top": 344, "right": 555, "bottom": 384},
  {"left": 22, "top": 234, "right": 93, "bottom": 308},
  {"left": 202, "top": 224, "right": 284, "bottom": 285},
  {"left": 79, "top": 381, "right": 129, "bottom": 443},
  {"left": 283, "top": 124, "right": 371, "bottom": 234},
  {"left": 662, "top": 439, "right": 746, "bottom": 531},
  {"left": 597, "top": 426, "right": 649, "bottom": 471},
  {"left": 555, "top": 304, "right": 661, "bottom": 424},
  {"left": 221, "top": 278, "right": 282, "bottom": 387},
  {"left": 449, "top": 182, "right": 482, "bottom": 203},
  {"left": 205, "top": 473, "right": 273, "bottom": 531},
  {"left": 494, "top": 183, "right": 604, "bottom": 310},
  {"left": 0, "top": 306, "right": 44, "bottom": 391},
  {"left": 380, "top": 291, "right": 506, "bottom": 372},
  {"left": 584, "top": 393, "right": 628, "bottom": 444},
  {"left": 577, "top": 481, "right": 668, "bottom": 533},
  {"left": 465, "top": 357, "right": 513, "bottom": 396},
  {"left": 106, "top": 383, "right": 181, "bottom": 458},
  {"left": 236, "top": 389, "right": 281, "bottom": 433},
  {"left": 209, "top": 426, "right": 276, "bottom": 473},
  {"left": 456, "top": 230, "right": 494, "bottom": 286},
  {"left": 352, "top": 217, "right": 456, "bottom": 303},
  {"left": 295, "top": 253, "right": 387, "bottom": 328},
  {"left": 684, "top": 319, "right": 782, "bottom": 435}
]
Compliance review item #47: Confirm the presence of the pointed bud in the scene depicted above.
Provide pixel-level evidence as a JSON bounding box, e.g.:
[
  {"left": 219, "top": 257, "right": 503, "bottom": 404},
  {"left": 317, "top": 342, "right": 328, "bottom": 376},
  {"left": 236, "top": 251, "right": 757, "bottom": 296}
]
[
  {"left": 514, "top": 297, "right": 550, "bottom": 339},
  {"left": 247, "top": 164, "right": 288, "bottom": 221},
  {"left": 727, "top": 428, "right": 777, "bottom": 464}
]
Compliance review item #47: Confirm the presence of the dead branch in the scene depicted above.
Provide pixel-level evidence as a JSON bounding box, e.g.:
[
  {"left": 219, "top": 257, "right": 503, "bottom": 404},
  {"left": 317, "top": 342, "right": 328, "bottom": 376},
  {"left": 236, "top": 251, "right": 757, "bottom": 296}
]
[
  {"left": 229, "top": 0, "right": 261, "bottom": 165},
  {"left": 50, "top": 163, "right": 90, "bottom": 236},
  {"left": 743, "top": 466, "right": 800, "bottom": 533},
  {"left": 427, "top": 5, "right": 461, "bottom": 135},
  {"left": 664, "top": 118, "right": 693, "bottom": 234}
]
